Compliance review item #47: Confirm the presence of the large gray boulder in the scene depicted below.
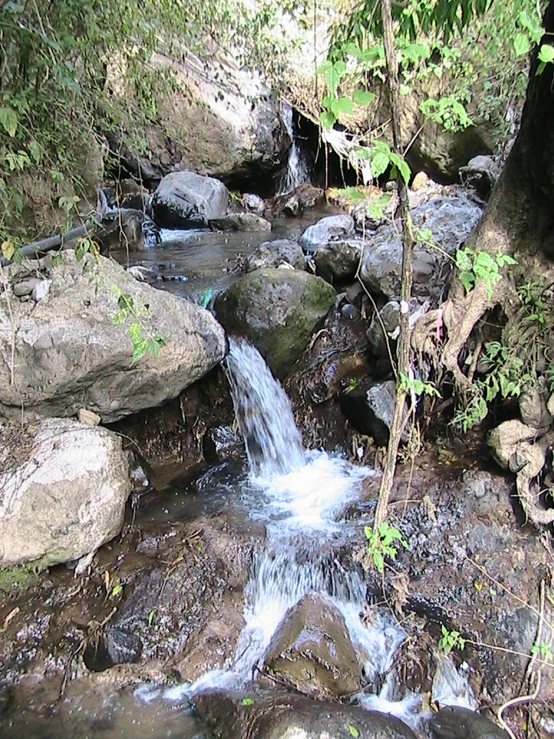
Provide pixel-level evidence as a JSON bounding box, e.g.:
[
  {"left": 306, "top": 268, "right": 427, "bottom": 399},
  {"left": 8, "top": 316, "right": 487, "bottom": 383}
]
[
  {"left": 246, "top": 239, "right": 306, "bottom": 272},
  {"left": 360, "top": 194, "right": 482, "bottom": 300},
  {"left": 214, "top": 268, "right": 336, "bottom": 377},
  {"left": 0, "top": 418, "right": 131, "bottom": 567},
  {"left": 209, "top": 213, "right": 271, "bottom": 232},
  {"left": 314, "top": 239, "right": 362, "bottom": 283},
  {"left": 0, "top": 251, "right": 226, "bottom": 422},
  {"left": 262, "top": 592, "right": 362, "bottom": 699},
  {"left": 193, "top": 689, "right": 417, "bottom": 739},
  {"left": 152, "top": 171, "right": 229, "bottom": 228},
  {"left": 300, "top": 215, "right": 355, "bottom": 252}
]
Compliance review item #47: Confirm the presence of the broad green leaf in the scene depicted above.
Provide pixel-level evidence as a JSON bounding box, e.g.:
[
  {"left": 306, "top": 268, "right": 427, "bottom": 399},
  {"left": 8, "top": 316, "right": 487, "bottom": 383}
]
[
  {"left": 128, "top": 322, "right": 142, "bottom": 341},
  {"left": 352, "top": 89, "right": 375, "bottom": 106},
  {"left": 459, "top": 271, "right": 475, "bottom": 294},
  {"left": 349, "top": 725, "right": 359, "bottom": 738},
  {"left": 0, "top": 107, "right": 18, "bottom": 137},
  {"left": 132, "top": 339, "right": 148, "bottom": 363},
  {"left": 370, "top": 150, "right": 390, "bottom": 178},
  {"left": 513, "top": 33, "right": 530, "bottom": 57},
  {"left": 332, "top": 97, "right": 354, "bottom": 115},
  {"left": 1, "top": 239, "right": 15, "bottom": 260},
  {"left": 242, "top": 697, "right": 254, "bottom": 706},
  {"left": 538, "top": 44, "right": 554, "bottom": 65}
]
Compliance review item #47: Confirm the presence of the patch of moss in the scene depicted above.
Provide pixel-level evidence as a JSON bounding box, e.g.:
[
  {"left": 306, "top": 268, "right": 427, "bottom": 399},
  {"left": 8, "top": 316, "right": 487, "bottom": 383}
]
[{"left": 0, "top": 563, "right": 40, "bottom": 594}]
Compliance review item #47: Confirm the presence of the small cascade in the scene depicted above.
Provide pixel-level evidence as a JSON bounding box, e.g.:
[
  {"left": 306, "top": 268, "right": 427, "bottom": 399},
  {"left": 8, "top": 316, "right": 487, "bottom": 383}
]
[
  {"left": 154, "top": 337, "right": 457, "bottom": 731},
  {"left": 279, "top": 103, "right": 310, "bottom": 194},
  {"left": 224, "top": 337, "right": 305, "bottom": 477}
]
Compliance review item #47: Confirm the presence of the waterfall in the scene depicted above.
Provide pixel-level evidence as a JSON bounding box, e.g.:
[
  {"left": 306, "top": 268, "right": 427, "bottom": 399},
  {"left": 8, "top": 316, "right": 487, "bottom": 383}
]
[
  {"left": 279, "top": 103, "right": 310, "bottom": 194},
  {"left": 152, "top": 338, "right": 475, "bottom": 730},
  {"left": 224, "top": 336, "right": 305, "bottom": 477}
]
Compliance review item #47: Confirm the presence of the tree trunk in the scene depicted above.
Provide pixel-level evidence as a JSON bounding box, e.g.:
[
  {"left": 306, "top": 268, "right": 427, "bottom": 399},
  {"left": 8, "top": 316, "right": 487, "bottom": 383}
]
[
  {"left": 373, "top": 0, "right": 414, "bottom": 531},
  {"left": 439, "top": 0, "right": 554, "bottom": 381}
]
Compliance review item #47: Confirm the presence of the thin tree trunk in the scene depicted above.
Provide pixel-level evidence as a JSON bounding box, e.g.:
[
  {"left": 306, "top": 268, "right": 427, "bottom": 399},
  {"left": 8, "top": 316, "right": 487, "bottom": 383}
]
[{"left": 373, "top": 0, "right": 414, "bottom": 531}]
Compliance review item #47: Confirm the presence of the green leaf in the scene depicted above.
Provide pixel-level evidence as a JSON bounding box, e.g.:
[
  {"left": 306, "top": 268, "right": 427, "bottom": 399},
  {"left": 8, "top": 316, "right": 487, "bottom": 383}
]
[
  {"left": 242, "top": 697, "right": 254, "bottom": 706},
  {"left": 111, "top": 583, "right": 123, "bottom": 597},
  {"left": 349, "top": 725, "right": 360, "bottom": 738},
  {"left": 352, "top": 90, "right": 375, "bottom": 106},
  {"left": 513, "top": 33, "right": 530, "bottom": 57},
  {"left": 147, "top": 338, "right": 162, "bottom": 359},
  {"left": 320, "top": 111, "right": 336, "bottom": 130},
  {"left": 538, "top": 44, "right": 554, "bottom": 65},
  {"left": 128, "top": 322, "right": 142, "bottom": 342},
  {"left": 132, "top": 339, "right": 148, "bottom": 363},
  {"left": 459, "top": 271, "right": 475, "bottom": 294},
  {"left": 0, "top": 107, "right": 18, "bottom": 137},
  {"left": 370, "top": 150, "right": 390, "bottom": 179}
]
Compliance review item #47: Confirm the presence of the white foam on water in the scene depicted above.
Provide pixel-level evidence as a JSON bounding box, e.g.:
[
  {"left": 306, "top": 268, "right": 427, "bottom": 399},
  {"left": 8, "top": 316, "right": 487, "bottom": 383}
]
[
  {"left": 159, "top": 228, "right": 202, "bottom": 243},
  {"left": 259, "top": 451, "right": 374, "bottom": 532}
]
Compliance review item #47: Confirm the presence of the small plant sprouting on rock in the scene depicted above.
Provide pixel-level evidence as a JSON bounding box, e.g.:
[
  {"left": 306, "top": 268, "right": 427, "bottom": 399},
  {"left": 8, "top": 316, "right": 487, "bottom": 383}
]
[
  {"left": 110, "top": 284, "right": 166, "bottom": 363},
  {"left": 364, "top": 522, "right": 408, "bottom": 573},
  {"left": 438, "top": 625, "right": 466, "bottom": 654},
  {"left": 530, "top": 640, "right": 553, "bottom": 662}
]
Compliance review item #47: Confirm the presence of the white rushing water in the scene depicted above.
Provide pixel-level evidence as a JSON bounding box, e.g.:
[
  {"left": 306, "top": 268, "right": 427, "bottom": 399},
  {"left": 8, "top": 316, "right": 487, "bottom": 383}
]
[
  {"left": 151, "top": 337, "right": 475, "bottom": 727},
  {"left": 279, "top": 103, "right": 310, "bottom": 194}
]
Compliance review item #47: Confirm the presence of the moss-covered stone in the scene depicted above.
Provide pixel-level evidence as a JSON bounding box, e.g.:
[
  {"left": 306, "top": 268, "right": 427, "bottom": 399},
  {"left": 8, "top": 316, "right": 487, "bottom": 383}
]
[{"left": 214, "top": 268, "right": 336, "bottom": 378}]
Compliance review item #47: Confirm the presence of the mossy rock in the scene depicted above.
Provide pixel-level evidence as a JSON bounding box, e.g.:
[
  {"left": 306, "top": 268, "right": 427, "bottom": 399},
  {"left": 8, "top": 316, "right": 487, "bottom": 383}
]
[{"left": 214, "top": 268, "right": 336, "bottom": 377}]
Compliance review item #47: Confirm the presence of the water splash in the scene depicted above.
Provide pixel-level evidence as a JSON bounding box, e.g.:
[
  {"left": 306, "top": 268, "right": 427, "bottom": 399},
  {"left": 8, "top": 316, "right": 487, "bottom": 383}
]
[
  {"left": 279, "top": 103, "right": 310, "bottom": 194},
  {"left": 224, "top": 337, "right": 305, "bottom": 477}
]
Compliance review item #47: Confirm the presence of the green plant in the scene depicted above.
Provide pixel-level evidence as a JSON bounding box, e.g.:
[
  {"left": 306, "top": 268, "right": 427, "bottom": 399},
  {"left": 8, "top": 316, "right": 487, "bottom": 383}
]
[
  {"left": 110, "top": 284, "right": 167, "bottom": 362},
  {"left": 456, "top": 248, "right": 517, "bottom": 299},
  {"left": 438, "top": 625, "right": 466, "bottom": 654},
  {"left": 399, "top": 372, "right": 440, "bottom": 398},
  {"left": 364, "top": 522, "right": 408, "bottom": 573},
  {"left": 530, "top": 640, "right": 553, "bottom": 662}
]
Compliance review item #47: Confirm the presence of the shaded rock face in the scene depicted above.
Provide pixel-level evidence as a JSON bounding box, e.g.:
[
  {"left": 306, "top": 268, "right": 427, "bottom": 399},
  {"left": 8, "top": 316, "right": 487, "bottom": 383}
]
[
  {"left": 214, "top": 268, "right": 336, "bottom": 377},
  {"left": 314, "top": 239, "right": 362, "bottom": 283},
  {"left": 152, "top": 171, "right": 229, "bottom": 228},
  {"left": 0, "top": 418, "right": 131, "bottom": 567},
  {"left": 209, "top": 213, "right": 272, "bottom": 232},
  {"left": 431, "top": 706, "right": 510, "bottom": 739},
  {"left": 360, "top": 194, "right": 482, "bottom": 300},
  {"left": 107, "top": 51, "right": 290, "bottom": 193},
  {"left": 271, "top": 183, "right": 325, "bottom": 216},
  {"left": 300, "top": 215, "right": 355, "bottom": 252},
  {"left": 340, "top": 380, "right": 405, "bottom": 447},
  {"left": 0, "top": 251, "right": 227, "bottom": 422},
  {"left": 246, "top": 239, "right": 306, "bottom": 273},
  {"left": 193, "top": 689, "right": 418, "bottom": 739},
  {"left": 261, "top": 592, "right": 362, "bottom": 699}
]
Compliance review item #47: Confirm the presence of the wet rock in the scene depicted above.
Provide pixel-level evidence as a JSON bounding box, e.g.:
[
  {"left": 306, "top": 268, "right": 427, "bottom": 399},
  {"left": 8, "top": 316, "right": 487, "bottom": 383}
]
[
  {"left": 193, "top": 689, "right": 418, "bottom": 739},
  {"left": 314, "top": 239, "right": 362, "bottom": 283},
  {"left": 84, "top": 628, "right": 143, "bottom": 672},
  {"left": 0, "top": 251, "right": 226, "bottom": 422},
  {"left": 246, "top": 239, "right": 306, "bottom": 272},
  {"left": 431, "top": 706, "right": 510, "bottom": 739},
  {"left": 214, "top": 268, "right": 336, "bottom": 378},
  {"left": 394, "top": 459, "right": 551, "bottom": 704},
  {"left": 272, "top": 183, "right": 325, "bottom": 216},
  {"left": 341, "top": 380, "right": 406, "bottom": 447},
  {"left": 299, "top": 215, "right": 355, "bottom": 253},
  {"left": 519, "top": 382, "right": 551, "bottom": 430},
  {"left": 367, "top": 301, "right": 401, "bottom": 360},
  {"left": 459, "top": 155, "right": 501, "bottom": 200},
  {"left": 209, "top": 213, "right": 272, "bottom": 232},
  {"left": 243, "top": 193, "right": 265, "bottom": 214},
  {"left": 360, "top": 194, "right": 482, "bottom": 300},
  {"left": 0, "top": 418, "right": 131, "bottom": 567},
  {"left": 487, "top": 420, "right": 539, "bottom": 471},
  {"left": 262, "top": 592, "right": 362, "bottom": 698},
  {"left": 152, "top": 171, "right": 229, "bottom": 228},
  {"left": 202, "top": 425, "right": 243, "bottom": 463},
  {"left": 285, "top": 309, "right": 370, "bottom": 406},
  {"left": 94, "top": 209, "right": 156, "bottom": 253}
]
